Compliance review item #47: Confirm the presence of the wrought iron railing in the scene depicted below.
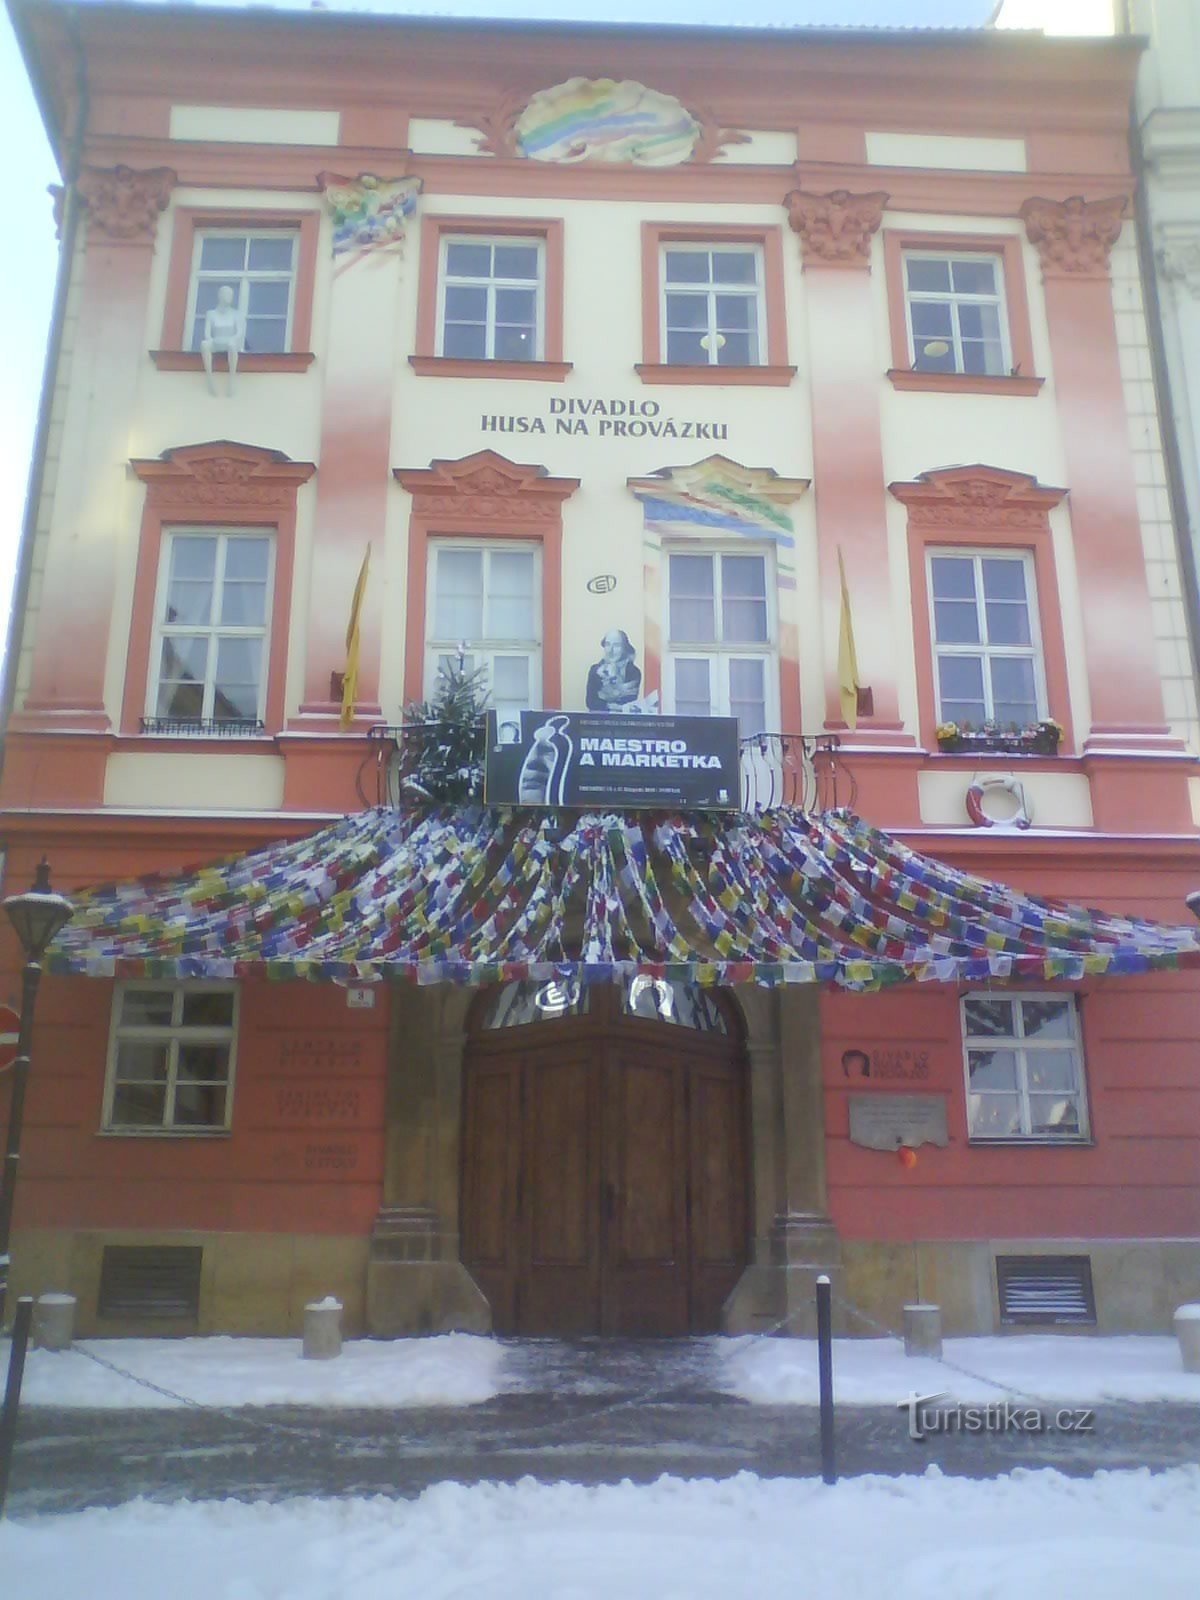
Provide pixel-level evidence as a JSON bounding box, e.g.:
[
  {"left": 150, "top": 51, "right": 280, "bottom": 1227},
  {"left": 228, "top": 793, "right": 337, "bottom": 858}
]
[
  {"left": 363, "top": 723, "right": 853, "bottom": 814},
  {"left": 139, "top": 716, "right": 266, "bottom": 737}
]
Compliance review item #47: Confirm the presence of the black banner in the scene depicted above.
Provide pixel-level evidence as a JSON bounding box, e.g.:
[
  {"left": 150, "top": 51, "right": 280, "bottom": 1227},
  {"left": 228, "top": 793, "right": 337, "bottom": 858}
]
[{"left": 484, "top": 710, "right": 740, "bottom": 810}]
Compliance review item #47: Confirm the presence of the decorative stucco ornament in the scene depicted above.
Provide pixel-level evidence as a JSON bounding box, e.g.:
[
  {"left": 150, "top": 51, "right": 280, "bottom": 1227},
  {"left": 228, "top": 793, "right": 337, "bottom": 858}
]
[
  {"left": 784, "top": 189, "right": 889, "bottom": 267},
  {"left": 513, "top": 78, "right": 701, "bottom": 165},
  {"left": 628, "top": 456, "right": 810, "bottom": 546},
  {"left": 76, "top": 164, "right": 175, "bottom": 244},
  {"left": 319, "top": 172, "right": 423, "bottom": 259},
  {"left": 200, "top": 284, "right": 245, "bottom": 398},
  {"left": 1020, "top": 194, "right": 1126, "bottom": 278}
]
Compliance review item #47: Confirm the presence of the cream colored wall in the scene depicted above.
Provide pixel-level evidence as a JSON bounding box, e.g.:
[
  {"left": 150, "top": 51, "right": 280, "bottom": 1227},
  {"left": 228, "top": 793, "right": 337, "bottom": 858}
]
[
  {"left": 918, "top": 768, "right": 1094, "bottom": 828},
  {"left": 865, "top": 133, "right": 1027, "bottom": 173},
  {"left": 104, "top": 751, "right": 286, "bottom": 810}
]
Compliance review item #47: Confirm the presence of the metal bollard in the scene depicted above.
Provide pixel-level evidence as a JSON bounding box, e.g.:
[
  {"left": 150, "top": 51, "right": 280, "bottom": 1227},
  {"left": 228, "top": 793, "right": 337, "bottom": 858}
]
[
  {"left": 303, "top": 1296, "right": 343, "bottom": 1360},
  {"left": 816, "top": 1274, "right": 836, "bottom": 1486},
  {"left": 903, "top": 1302, "right": 943, "bottom": 1359},
  {"left": 0, "top": 1296, "right": 34, "bottom": 1517},
  {"left": 34, "top": 1292, "right": 77, "bottom": 1351}
]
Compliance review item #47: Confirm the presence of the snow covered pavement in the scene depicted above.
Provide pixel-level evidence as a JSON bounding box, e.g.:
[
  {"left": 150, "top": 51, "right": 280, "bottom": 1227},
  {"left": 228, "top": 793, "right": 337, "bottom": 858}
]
[{"left": 3, "top": 1467, "right": 1199, "bottom": 1600}]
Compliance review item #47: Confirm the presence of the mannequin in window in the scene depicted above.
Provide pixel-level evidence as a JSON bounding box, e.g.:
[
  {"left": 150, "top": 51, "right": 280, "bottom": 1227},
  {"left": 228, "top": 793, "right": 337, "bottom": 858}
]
[
  {"left": 201, "top": 284, "right": 246, "bottom": 397},
  {"left": 586, "top": 629, "right": 642, "bottom": 712}
]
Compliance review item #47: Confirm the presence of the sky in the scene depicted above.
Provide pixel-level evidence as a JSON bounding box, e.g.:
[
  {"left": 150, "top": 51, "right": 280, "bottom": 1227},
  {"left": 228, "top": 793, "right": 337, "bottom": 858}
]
[{"left": 0, "top": 0, "right": 993, "bottom": 661}]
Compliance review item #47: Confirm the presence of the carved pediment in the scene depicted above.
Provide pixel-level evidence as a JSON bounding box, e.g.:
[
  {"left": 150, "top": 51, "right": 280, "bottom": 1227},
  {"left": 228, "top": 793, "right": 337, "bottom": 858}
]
[
  {"left": 393, "top": 449, "right": 580, "bottom": 520},
  {"left": 131, "top": 442, "right": 316, "bottom": 511},
  {"left": 888, "top": 465, "right": 1067, "bottom": 530}
]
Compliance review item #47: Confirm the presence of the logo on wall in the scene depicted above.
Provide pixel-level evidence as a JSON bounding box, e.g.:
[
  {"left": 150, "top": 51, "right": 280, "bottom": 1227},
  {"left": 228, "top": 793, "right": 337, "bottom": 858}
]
[
  {"left": 485, "top": 711, "right": 740, "bottom": 810},
  {"left": 587, "top": 574, "right": 618, "bottom": 595}
]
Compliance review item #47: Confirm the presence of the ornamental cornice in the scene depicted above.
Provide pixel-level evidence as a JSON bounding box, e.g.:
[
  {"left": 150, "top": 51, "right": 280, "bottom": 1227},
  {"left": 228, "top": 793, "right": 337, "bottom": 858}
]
[
  {"left": 783, "top": 187, "right": 888, "bottom": 268},
  {"left": 1020, "top": 194, "right": 1126, "bottom": 280},
  {"left": 393, "top": 449, "right": 580, "bottom": 520},
  {"left": 131, "top": 442, "right": 316, "bottom": 512},
  {"left": 76, "top": 164, "right": 176, "bottom": 244},
  {"left": 888, "top": 465, "right": 1067, "bottom": 530}
]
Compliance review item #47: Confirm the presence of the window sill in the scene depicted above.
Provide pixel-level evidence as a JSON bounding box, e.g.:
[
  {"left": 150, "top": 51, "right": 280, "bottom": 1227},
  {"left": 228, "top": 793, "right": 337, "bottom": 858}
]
[
  {"left": 966, "top": 1136, "right": 1093, "bottom": 1148},
  {"left": 408, "top": 355, "right": 573, "bottom": 382},
  {"left": 98, "top": 1127, "right": 232, "bottom": 1139},
  {"left": 887, "top": 369, "right": 1044, "bottom": 397},
  {"left": 635, "top": 363, "right": 797, "bottom": 388},
  {"left": 150, "top": 350, "right": 316, "bottom": 373}
]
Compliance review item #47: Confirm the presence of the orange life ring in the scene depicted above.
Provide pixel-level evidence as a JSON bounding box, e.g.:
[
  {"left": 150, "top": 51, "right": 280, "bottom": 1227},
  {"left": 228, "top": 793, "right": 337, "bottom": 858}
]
[{"left": 966, "top": 776, "right": 1032, "bottom": 830}]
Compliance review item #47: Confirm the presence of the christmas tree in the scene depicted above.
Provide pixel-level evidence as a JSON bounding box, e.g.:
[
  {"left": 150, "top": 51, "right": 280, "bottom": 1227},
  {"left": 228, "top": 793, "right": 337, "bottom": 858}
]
[{"left": 400, "top": 654, "right": 488, "bottom": 804}]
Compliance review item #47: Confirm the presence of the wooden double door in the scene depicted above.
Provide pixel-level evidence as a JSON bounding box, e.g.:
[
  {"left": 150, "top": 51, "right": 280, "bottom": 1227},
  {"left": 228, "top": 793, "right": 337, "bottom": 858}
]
[{"left": 461, "top": 990, "right": 748, "bottom": 1336}]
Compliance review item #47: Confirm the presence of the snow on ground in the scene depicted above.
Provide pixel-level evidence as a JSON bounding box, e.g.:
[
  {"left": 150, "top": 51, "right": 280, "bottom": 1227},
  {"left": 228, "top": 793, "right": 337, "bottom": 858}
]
[
  {"left": 2, "top": 1468, "right": 1199, "bottom": 1600},
  {"left": 718, "top": 1332, "right": 1200, "bottom": 1406},
  {"left": 13, "top": 1332, "right": 503, "bottom": 1409}
]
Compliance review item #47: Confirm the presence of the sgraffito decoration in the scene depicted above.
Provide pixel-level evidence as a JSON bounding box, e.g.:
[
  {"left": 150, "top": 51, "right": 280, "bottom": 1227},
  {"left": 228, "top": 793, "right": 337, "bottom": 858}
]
[
  {"left": 319, "top": 172, "right": 423, "bottom": 261},
  {"left": 46, "top": 806, "right": 1200, "bottom": 991},
  {"left": 628, "top": 457, "right": 809, "bottom": 547},
  {"left": 513, "top": 78, "right": 700, "bottom": 164}
]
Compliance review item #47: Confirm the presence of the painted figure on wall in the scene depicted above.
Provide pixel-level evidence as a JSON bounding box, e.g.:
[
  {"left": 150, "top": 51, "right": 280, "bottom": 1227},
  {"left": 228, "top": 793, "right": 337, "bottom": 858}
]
[{"left": 586, "top": 629, "right": 643, "bottom": 712}]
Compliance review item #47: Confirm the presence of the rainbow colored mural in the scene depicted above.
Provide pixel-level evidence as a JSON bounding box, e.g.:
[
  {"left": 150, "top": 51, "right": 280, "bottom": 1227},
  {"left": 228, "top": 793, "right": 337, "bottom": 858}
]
[
  {"left": 514, "top": 78, "right": 700, "bottom": 165},
  {"left": 628, "top": 458, "right": 809, "bottom": 546},
  {"left": 321, "top": 173, "right": 423, "bottom": 258}
]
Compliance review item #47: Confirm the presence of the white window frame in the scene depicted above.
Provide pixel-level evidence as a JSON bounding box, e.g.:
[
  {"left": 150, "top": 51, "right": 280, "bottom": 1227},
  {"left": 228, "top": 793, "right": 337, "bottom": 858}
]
[
  {"left": 146, "top": 527, "right": 275, "bottom": 727},
  {"left": 927, "top": 547, "right": 1047, "bottom": 728},
  {"left": 436, "top": 235, "right": 545, "bottom": 361},
  {"left": 424, "top": 539, "right": 543, "bottom": 715},
  {"left": 659, "top": 242, "right": 766, "bottom": 367},
  {"left": 903, "top": 250, "right": 1011, "bottom": 377},
  {"left": 961, "top": 991, "right": 1090, "bottom": 1144},
  {"left": 103, "top": 981, "right": 239, "bottom": 1135},
  {"left": 662, "top": 545, "right": 778, "bottom": 732},
  {"left": 185, "top": 228, "right": 298, "bottom": 354}
]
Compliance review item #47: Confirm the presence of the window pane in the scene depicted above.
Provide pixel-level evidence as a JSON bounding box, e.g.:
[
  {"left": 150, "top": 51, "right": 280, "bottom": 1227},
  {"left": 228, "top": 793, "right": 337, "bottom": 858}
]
[
  {"left": 711, "top": 251, "right": 757, "bottom": 285},
  {"left": 213, "top": 637, "right": 262, "bottom": 719},
  {"left": 968, "top": 1048, "right": 1019, "bottom": 1090},
  {"left": 964, "top": 997, "right": 1015, "bottom": 1037},
  {"left": 487, "top": 552, "right": 535, "bottom": 638},
  {"left": 159, "top": 635, "right": 208, "bottom": 683},
  {"left": 434, "top": 549, "right": 483, "bottom": 639},
  {"left": 670, "top": 554, "right": 715, "bottom": 597},
  {"left": 443, "top": 322, "right": 488, "bottom": 359},
  {"left": 173, "top": 1084, "right": 227, "bottom": 1126},
  {"left": 157, "top": 678, "right": 205, "bottom": 720},
  {"left": 716, "top": 331, "right": 754, "bottom": 365},
  {"left": 664, "top": 250, "right": 709, "bottom": 284},
  {"left": 495, "top": 288, "right": 536, "bottom": 325},
  {"left": 493, "top": 244, "right": 539, "bottom": 280},
  {"left": 199, "top": 236, "right": 247, "bottom": 272},
  {"left": 165, "top": 579, "right": 214, "bottom": 627},
  {"left": 220, "top": 582, "right": 267, "bottom": 627},
  {"left": 665, "top": 329, "right": 707, "bottom": 364},
  {"left": 931, "top": 557, "right": 977, "bottom": 601},
  {"left": 246, "top": 280, "right": 290, "bottom": 316},
  {"left": 111, "top": 1083, "right": 168, "bottom": 1126},
  {"left": 170, "top": 537, "right": 218, "bottom": 583},
  {"left": 723, "top": 596, "right": 768, "bottom": 643},
  {"left": 906, "top": 257, "right": 952, "bottom": 292},
  {"left": 244, "top": 317, "right": 288, "bottom": 354},
  {"left": 951, "top": 258, "right": 998, "bottom": 294},
  {"left": 224, "top": 538, "right": 270, "bottom": 582},
  {"left": 494, "top": 325, "right": 536, "bottom": 361},
  {"left": 674, "top": 658, "right": 711, "bottom": 717},
  {"left": 114, "top": 1041, "right": 170, "bottom": 1082},
  {"left": 1026, "top": 1051, "right": 1079, "bottom": 1092},
  {"left": 937, "top": 654, "right": 986, "bottom": 721},
  {"left": 181, "top": 991, "right": 235, "bottom": 1029},
  {"left": 728, "top": 657, "right": 766, "bottom": 736},
  {"left": 715, "top": 294, "right": 755, "bottom": 331},
  {"left": 910, "top": 300, "right": 954, "bottom": 338},
  {"left": 982, "top": 559, "right": 1028, "bottom": 603},
  {"left": 670, "top": 555, "right": 715, "bottom": 640},
  {"left": 1021, "top": 1000, "right": 1074, "bottom": 1041},
  {"left": 665, "top": 293, "right": 708, "bottom": 330},
  {"left": 490, "top": 655, "right": 530, "bottom": 702},
  {"left": 934, "top": 600, "right": 981, "bottom": 645},
  {"left": 121, "top": 990, "right": 175, "bottom": 1028},
  {"left": 444, "top": 284, "right": 487, "bottom": 321},
  {"left": 968, "top": 1093, "right": 1021, "bottom": 1137},
  {"left": 177, "top": 1043, "right": 231, "bottom": 1083},
  {"left": 985, "top": 603, "right": 1032, "bottom": 648},
  {"left": 1028, "top": 1094, "right": 1081, "bottom": 1135},
  {"left": 445, "top": 242, "right": 491, "bottom": 277},
  {"left": 247, "top": 236, "right": 294, "bottom": 272},
  {"left": 958, "top": 301, "right": 1001, "bottom": 341},
  {"left": 961, "top": 337, "right": 1004, "bottom": 377},
  {"left": 989, "top": 656, "right": 1038, "bottom": 726}
]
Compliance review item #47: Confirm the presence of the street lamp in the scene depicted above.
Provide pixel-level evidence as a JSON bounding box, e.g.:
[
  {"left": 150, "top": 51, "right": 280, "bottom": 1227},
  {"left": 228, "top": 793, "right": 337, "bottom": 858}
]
[{"left": 0, "top": 859, "right": 73, "bottom": 1327}]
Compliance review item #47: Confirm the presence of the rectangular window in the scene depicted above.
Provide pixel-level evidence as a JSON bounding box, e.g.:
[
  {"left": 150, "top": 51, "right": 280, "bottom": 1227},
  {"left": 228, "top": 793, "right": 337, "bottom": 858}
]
[
  {"left": 666, "top": 550, "right": 774, "bottom": 735},
  {"left": 904, "top": 252, "right": 1009, "bottom": 377},
  {"left": 437, "top": 237, "right": 544, "bottom": 362},
  {"left": 962, "top": 994, "right": 1089, "bottom": 1142},
  {"left": 186, "top": 230, "right": 298, "bottom": 354},
  {"left": 928, "top": 549, "right": 1044, "bottom": 729},
  {"left": 425, "top": 542, "right": 541, "bottom": 725},
  {"left": 104, "top": 984, "right": 238, "bottom": 1133},
  {"left": 660, "top": 245, "right": 765, "bottom": 366},
  {"left": 148, "top": 530, "right": 273, "bottom": 728}
]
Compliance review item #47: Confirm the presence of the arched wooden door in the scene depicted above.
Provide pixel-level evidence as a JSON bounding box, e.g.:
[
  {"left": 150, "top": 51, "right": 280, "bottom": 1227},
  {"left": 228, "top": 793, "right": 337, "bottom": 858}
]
[{"left": 461, "top": 979, "right": 748, "bottom": 1336}]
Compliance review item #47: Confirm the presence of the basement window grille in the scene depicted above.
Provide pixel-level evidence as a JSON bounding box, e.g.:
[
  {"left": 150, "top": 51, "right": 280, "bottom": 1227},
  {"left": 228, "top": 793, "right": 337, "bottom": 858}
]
[
  {"left": 996, "top": 1254, "right": 1096, "bottom": 1326},
  {"left": 140, "top": 716, "right": 265, "bottom": 736},
  {"left": 98, "top": 1245, "right": 203, "bottom": 1321}
]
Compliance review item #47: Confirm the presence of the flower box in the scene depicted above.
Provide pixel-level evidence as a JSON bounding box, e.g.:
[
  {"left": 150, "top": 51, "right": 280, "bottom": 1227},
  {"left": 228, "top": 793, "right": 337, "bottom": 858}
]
[{"left": 935, "top": 720, "right": 1062, "bottom": 757}]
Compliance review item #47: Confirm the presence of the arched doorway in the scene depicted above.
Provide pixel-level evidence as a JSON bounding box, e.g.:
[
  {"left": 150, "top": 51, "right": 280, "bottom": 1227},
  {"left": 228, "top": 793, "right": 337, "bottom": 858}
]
[{"left": 460, "top": 978, "right": 748, "bottom": 1336}]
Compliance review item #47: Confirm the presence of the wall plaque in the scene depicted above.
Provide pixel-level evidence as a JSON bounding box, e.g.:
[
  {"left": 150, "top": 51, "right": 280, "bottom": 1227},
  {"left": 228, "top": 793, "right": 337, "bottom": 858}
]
[{"left": 848, "top": 1093, "right": 949, "bottom": 1151}]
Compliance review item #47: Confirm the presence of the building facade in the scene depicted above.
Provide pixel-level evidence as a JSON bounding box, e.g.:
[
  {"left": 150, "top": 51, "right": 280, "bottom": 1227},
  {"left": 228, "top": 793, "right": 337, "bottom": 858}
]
[{"left": 3, "top": 1, "right": 1199, "bottom": 1339}]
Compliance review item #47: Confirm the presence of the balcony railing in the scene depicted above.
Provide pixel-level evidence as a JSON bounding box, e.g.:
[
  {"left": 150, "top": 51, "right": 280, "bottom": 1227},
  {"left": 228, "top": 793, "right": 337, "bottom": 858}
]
[
  {"left": 140, "top": 716, "right": 266, "bottom": 737},
  {"left": 364, "top": 722, "right": 853, "bottom": 813}
]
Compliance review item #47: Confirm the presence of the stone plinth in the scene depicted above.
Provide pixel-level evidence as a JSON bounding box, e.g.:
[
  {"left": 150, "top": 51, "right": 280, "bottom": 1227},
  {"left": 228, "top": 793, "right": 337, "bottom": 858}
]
[
  {"left": 303, "top": 1296, "right": 343, "bottom": 1359},
  {"left": 903, "top": 1302, "right": 943, "bottom": 1358}
]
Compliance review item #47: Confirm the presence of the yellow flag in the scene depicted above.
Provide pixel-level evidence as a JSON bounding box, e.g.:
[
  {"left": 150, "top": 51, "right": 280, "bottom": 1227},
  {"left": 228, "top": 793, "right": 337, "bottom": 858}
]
[
  {"left": 339, "top": 545, "right": 371, "bottom": 731},
  {"left": 837, "top": 546, "right": 860, "bottom": 731}
]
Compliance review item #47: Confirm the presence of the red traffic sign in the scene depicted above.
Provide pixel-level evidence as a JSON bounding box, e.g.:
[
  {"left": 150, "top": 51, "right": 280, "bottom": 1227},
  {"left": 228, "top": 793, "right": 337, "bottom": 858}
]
[{"left": 0, "top": 1004, "right": 20, "bottom": 1070}]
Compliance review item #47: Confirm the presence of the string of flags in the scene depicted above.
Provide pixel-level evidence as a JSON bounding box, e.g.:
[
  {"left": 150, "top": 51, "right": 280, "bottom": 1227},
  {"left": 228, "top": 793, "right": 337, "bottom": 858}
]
[{"left": 45, "top": 806, "right": 1200, "bottom": 991}]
